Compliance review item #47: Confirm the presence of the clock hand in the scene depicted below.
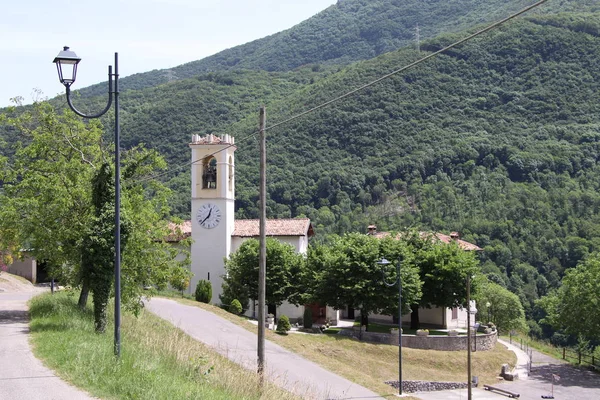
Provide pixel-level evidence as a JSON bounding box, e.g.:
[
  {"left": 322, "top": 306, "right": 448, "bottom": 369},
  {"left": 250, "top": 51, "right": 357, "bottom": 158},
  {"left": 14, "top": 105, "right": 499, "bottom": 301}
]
[{"left": 201, "top": 209, "right": 212, "bottom": 224}]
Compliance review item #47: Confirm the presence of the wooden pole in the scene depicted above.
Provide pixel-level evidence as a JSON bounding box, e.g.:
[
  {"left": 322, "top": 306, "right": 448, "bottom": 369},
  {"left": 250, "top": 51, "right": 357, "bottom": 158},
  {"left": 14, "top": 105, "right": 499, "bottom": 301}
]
[
  {"left": 467, "top": 274, "right": 472, "bottom": 400},
  {"left": 257, "top": 106, "right": 267, "bottom": 383}
]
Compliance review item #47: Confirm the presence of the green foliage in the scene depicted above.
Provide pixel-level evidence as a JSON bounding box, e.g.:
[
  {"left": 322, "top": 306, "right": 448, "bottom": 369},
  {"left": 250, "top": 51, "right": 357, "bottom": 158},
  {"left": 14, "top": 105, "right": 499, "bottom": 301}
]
[
  {"left": 473, "top": 276, "right": 528, "bottom": 334},
  {"left": 170, "top": 266, "right": 193, "bottom": 294},
  {"left": 195, "top": 280, "right": 212, "bottom": 303},
  {"left": 308, "top": 233, "right": 422, "bottom": 321},
  {"left": 538, "top": 255, "right": 600, "bottom": 342},
  {"left": 229, "top": 299, "right": 243, "bottom": 315},
  {"left": 276, "top": 315, "right": 291, "bottom": 334},
  {"left": 303, "top": 308, "right": 313, "bottom": 329},
  {"left": 222, "top": 238, "right": 304, "bottom": 307}
]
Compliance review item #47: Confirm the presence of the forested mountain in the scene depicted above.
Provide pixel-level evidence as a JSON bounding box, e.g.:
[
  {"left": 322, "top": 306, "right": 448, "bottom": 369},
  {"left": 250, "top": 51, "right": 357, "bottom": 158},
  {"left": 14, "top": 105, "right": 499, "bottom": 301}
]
[
  {"left": 76, "top": 0, "right": 595, "bottom": 98},
  {"left": 3, "top": 1, "right": 600, "bottom": 339}
]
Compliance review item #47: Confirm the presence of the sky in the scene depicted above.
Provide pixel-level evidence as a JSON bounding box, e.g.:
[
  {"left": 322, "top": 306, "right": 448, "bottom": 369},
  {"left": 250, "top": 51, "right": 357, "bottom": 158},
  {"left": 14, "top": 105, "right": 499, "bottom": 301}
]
[{"left": 1, "top": 0, "right": 337, "bottom": 107}]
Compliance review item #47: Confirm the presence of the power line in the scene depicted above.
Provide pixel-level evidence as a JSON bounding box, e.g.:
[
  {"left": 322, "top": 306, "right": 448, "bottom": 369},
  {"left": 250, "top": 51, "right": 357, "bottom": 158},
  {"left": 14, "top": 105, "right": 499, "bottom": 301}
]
[{"left": 129, "top": 0, "right": 548, "bottom": 185}]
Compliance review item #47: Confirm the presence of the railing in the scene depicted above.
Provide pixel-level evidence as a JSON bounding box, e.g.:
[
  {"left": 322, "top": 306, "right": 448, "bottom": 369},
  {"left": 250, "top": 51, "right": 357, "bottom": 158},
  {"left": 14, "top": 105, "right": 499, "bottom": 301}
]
[{"left": 562, "top": 348, "right": 599, "bottom": 370}]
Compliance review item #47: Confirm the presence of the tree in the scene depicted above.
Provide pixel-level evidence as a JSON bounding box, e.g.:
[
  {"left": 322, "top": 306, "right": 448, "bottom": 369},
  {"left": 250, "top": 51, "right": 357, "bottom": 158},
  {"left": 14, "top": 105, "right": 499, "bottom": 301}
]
[
  {"left": 195, "top": 280, "right": 212, "bottom": 303},
  {"left": 407, "top": 234, "right": 481, "bottom": 329},
  {"left": 308, "top": 233, "right": 422, "bottom": 331},
  {"left": 538, "top": 256, "right": 600, "bottom": 342},
  {"left": 221, "top": 238, "right": 304, "bottom": 310},
  {"left": 473, "top": 276, "right": 528, "bottom": 333},
  {"left": 0, "top": 102, "right": 190, "bottom": 330}
]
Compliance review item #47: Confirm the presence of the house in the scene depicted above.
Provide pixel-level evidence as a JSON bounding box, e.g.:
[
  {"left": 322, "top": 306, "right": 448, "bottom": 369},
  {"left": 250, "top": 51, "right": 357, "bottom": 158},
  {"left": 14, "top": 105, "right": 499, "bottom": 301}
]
[{"left": 363, "top": 225, "right": 482, "bottom": 329}]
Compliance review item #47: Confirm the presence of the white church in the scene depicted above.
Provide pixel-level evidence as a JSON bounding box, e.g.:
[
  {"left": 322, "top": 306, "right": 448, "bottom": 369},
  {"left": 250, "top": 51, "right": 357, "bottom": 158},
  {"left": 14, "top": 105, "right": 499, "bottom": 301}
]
[
  {"left": 187, "top": 133, "right": 339, "bottom": 322},
  {"left": 172, "top": 133, "right": 478, "bottom": 328}
]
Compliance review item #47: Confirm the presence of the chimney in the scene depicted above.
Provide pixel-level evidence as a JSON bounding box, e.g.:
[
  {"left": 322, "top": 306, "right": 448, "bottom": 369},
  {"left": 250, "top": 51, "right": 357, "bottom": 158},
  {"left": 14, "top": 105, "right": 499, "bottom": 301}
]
[
  {"left": 450, "top": 231, "right": 460, "bottom": 241},
  {"left": 367, "top": 225, "right": 377, "bottom": 235}
]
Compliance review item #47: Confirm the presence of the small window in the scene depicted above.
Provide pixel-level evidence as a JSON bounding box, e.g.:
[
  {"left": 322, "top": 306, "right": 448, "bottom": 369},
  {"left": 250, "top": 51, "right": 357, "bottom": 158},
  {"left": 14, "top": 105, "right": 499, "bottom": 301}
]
[
  {"left": 452, "top": 307, "right": 458, "bottom": 320},
  {"left": 202, "top": 157, "right": 217, "bottom": 189}
]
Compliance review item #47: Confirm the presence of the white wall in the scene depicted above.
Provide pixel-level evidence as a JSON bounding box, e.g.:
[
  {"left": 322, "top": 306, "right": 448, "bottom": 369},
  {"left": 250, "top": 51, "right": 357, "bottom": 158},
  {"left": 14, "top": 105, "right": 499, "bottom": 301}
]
[{"left": 231, "top": 235, "right": 307, "bottom": 255}]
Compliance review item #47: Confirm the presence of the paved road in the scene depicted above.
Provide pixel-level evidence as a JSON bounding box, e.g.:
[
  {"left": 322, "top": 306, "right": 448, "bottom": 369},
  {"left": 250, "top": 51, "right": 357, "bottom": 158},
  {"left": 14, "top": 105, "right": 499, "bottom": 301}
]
[
  {"left": 0, "top": 290, "right": 95, "bottom": 400},
  {"left": 414, "top": 339, "right": 600, "bottom": 400},
  {"left": 146, "top": 297, "right": 385, "bottom": 400}
]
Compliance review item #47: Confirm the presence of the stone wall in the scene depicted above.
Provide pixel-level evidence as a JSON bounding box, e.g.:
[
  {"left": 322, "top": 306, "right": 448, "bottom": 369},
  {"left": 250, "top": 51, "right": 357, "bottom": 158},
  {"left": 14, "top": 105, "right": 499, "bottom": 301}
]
[
  {"left": 386, "top": 380, "right": 469, "bottom": 393},
  {"left": 339, "top": 329, "right": 497, "bottom": 351}
]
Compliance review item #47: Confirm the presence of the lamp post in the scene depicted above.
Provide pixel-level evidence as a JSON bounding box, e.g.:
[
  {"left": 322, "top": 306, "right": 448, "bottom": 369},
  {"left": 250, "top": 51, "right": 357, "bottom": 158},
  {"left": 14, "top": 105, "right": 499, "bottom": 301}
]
[
  {"left": 377, "top": 257, "right": 403, "bottom": 395},
  {"left": 53, "top": 46, "right": 122, "bottom": 357}
]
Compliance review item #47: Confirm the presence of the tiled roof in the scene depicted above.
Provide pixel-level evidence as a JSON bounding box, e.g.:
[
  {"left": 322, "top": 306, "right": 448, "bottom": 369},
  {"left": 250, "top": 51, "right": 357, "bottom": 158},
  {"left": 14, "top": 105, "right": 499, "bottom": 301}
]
[
  {"left": 166, "top": 218, "right": 314, "bottom": 241},
  {"left": 165, "top": 221, "right": 192, "bottom": 242},
  {"left": 232, "top": 218, "right": 314, "bottom": 237},
  {"left": 371, "top": 231, "right": 482, "bottom": 251}
]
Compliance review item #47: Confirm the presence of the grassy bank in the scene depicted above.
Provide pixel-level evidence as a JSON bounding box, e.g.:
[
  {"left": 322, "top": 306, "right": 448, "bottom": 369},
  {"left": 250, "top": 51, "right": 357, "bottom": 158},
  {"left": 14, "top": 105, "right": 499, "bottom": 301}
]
[
  {"left": 28, "top": 292, "right": 297, "bottom": 400},
  {"left": 164, "top": 297, "right": 516, "bottom": 397}
]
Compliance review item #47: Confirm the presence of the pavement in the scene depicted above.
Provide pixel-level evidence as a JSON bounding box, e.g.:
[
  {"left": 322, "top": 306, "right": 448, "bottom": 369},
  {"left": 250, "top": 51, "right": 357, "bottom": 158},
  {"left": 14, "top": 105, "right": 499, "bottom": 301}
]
[
  {"left": 0, "top": 289, "right": 96, "bottom": 400},
  {"left": 146, "top": 297, "right": 385, "bottom": 400},
  {"left": 413, "top": 339, "right": 600, "bottom": 400}
]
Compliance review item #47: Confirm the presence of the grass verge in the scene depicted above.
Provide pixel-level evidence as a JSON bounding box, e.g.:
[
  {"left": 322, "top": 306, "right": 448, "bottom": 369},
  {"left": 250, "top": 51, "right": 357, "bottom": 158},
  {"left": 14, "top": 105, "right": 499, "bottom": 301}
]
[
  {"left": 28, "top": 292, "right": 297, "bottom": 400},
  {"left": 163, "top": 297, "right": 516, "bottom": 398}
]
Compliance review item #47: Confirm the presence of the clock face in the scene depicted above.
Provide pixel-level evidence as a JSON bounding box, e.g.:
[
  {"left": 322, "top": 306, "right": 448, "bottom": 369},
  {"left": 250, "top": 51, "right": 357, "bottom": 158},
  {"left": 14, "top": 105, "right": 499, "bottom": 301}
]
[{"left": 196, "top": 203, "right": 222, "bottom": 229}]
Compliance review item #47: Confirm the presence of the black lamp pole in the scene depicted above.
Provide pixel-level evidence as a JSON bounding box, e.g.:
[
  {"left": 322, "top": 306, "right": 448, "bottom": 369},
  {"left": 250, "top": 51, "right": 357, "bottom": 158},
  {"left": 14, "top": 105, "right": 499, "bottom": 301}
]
[
  {"left": 377, "top": 257, "right": 402, "bottom": 395},
  {"left": 53, "top": 46, "right": 122, "bottom": 357}
]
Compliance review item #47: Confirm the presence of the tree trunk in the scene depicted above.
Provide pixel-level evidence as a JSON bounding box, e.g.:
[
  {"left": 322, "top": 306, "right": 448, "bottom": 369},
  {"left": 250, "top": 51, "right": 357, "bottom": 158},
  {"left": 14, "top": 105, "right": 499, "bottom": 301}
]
[
  {"left": 361, "top": 312, "right": 369, "bottom": 332},
  {"left": 78, "top": 282, "right": 90, "bottom": 309},
  {"left": 410, "top": 304, "right": 420, "bottom": 330}
]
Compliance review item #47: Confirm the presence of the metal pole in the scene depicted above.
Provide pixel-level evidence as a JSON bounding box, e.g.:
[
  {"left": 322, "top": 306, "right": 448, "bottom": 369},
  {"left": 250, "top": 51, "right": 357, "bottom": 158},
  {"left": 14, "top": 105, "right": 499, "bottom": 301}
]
[
  {"left": 113, "top": 52, "right": 121, "bottom": 358},
  {"left": 397, "top": 259, "right": 402, "bottom": 395},
  {"left": 467, "top": 275, "right": 472, "bottom": 400},
  {"left": 257, "top": 106, "right": 266, "bottom": 382}
]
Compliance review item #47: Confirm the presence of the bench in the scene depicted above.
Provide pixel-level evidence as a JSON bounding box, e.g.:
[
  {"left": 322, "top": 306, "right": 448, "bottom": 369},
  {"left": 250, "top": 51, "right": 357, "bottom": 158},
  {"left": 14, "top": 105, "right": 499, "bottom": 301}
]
[{"left": 483, "top": 384, "right": 520, "bottom": 398}]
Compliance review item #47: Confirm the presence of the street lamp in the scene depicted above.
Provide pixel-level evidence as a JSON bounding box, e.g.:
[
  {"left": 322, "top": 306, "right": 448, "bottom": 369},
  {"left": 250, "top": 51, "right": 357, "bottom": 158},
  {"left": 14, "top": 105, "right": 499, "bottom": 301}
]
[
  {"left": 377, "top": 257, "right": 403, "bottom": 395},
  {"left": 53, "top": 46, "right": 122, "bottom": 357}
]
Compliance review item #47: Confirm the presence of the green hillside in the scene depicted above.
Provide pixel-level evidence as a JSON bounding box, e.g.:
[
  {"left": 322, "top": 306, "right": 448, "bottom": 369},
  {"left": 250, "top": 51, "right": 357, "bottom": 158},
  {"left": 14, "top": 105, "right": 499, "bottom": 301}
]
[
  {"left": 4, "top": 3, "right": 600, "bottom": 338},
  {"left": 224, "top": 12, "right": 600, "bottom": 321},
  {"left": 76, "top": 0, "right": 595, "bottom": 98}
]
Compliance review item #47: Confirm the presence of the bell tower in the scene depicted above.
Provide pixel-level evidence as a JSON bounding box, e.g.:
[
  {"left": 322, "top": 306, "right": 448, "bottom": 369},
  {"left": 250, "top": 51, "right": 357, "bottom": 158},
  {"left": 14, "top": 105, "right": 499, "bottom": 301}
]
[{"left": 189, "top": 134, "right": 236, "bottom": 303}]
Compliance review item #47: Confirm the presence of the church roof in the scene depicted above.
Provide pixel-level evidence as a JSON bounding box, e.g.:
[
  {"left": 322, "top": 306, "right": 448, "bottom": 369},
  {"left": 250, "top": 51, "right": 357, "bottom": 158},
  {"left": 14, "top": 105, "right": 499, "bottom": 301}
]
[
  {"left": 232, "top": 218, "right": 314, "bottom": 237},
  {"left": 165, "top": 220, "right": 192, "bottom": 242},
  {"left": 166, "top": 218, "right": 314, "bottom": 241}
]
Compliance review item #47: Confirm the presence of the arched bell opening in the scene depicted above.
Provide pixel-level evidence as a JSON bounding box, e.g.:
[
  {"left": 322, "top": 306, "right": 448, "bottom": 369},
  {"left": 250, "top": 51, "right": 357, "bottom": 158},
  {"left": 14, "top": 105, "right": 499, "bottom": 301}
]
[{"left": 202, "top": 157, "right": 217, "bottom": 189}]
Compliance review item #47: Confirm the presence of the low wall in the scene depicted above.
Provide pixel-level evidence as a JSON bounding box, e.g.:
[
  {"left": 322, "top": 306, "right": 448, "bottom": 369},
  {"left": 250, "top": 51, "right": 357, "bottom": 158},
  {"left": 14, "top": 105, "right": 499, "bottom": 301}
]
[
  {"left": 7, "top": 257, "right": 36, "bottom": 283},
  {"left": 339, "top": 329, "right": 497, "bottom": 351},
  {"left": 386, "top": 380, "right": 469, "bottom": 393}
]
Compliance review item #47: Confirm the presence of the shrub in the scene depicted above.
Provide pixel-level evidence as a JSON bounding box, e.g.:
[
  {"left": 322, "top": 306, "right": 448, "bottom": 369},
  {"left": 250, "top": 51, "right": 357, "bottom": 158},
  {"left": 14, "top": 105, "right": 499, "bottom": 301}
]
[
  {"left": 303, "top": 308, "right": 313, "bottom": 329},
  {"left": 195, "top": 280, "right": 212, "bottom": 303},
  {"left": 276, "top": 315, "right": 291, "bottom": 334},
  {"left": 230, "top": 299, "right": 242, "bottom": 315}
]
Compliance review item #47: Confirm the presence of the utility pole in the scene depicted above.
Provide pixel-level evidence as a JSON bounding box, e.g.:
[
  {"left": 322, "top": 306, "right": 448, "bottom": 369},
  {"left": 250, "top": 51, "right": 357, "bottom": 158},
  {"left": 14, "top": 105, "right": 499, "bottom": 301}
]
[
  {"left": 467, "top": 274, "right": 472, "bottom": 400},
  {"left": 257, "top": 106, "right": 267, "bottom": 383},
  {"left": 415, "top": 24, "right": 421, "bottom": 53}
]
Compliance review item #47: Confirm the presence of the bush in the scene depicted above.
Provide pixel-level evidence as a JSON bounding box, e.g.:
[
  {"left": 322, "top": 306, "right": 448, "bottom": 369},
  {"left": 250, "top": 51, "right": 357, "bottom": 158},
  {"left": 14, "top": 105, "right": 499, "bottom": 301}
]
[
  {"left": 230, "top": 299, "right": 242, "bottom": 315},
  {"left": 303, "top": 308, "right": 313, "bottom": 329},
  {"left": 276, "top": 315, "right": 291, "bottom": 334},
  {"left": 195, "top": 280, "right": 212, "bottom": 303}
]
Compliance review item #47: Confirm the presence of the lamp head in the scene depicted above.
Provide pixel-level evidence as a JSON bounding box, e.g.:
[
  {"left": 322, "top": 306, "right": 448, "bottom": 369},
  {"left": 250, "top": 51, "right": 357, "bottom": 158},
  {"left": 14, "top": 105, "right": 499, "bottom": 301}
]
[
  {"left": 53, "top": 46, "right": 81, "bottom": 86},
  {"left": 377, "top": 258, "right": 392, "bottom": 266}
]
